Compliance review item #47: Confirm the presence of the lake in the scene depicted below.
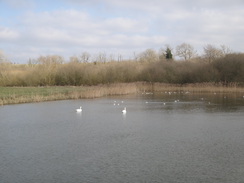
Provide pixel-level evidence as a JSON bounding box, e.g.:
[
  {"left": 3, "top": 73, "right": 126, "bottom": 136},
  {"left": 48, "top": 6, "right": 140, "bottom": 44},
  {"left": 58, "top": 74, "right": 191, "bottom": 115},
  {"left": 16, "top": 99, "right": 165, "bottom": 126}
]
[{"left": 0, "top": 92, "right": 244, "bottom": 183}]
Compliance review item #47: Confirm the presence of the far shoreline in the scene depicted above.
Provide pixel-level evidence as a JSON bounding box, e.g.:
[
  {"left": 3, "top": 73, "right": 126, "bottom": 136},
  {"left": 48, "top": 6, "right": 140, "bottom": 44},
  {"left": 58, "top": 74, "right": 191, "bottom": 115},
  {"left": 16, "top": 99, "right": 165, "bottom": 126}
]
[{"left": 1, "top": 82, "right": 244, "bottom": 106}]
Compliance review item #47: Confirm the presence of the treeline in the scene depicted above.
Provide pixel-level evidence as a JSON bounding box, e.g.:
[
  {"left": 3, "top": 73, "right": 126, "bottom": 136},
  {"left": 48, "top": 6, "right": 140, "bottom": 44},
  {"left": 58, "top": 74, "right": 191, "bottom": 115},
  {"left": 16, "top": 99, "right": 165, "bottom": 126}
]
[{"left": 0, "top": 52, "right": 243, "bottom": 87}]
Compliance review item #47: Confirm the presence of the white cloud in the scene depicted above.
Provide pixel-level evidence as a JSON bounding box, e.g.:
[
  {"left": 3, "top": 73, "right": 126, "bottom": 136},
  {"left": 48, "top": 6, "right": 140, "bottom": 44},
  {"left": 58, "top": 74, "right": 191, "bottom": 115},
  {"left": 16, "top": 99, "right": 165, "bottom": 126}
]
[
  {"left": 1, "top": 0, "right": 244, "bottom": 62},
  {"left": 1, "top": 8, "right": 160, "bottom": 62},
  {"left": 20, "top": 10, "right": 151, "bottom": 45},
  {"left": 0, "top": 0, "right": 34, "bottom": 9},
  {"left": 0, "top": 27, "right": 19, "bottom": 40},
  {"left": 104, "top": 17, "right": 148, "bottom": 33}
]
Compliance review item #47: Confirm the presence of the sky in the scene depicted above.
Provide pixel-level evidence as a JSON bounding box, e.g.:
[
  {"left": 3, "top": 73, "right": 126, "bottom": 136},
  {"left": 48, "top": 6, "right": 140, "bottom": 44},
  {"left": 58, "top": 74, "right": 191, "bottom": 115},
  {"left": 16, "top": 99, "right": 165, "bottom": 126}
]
[{"left": 0, "top": 0, "right": 244, "bottom": 63}]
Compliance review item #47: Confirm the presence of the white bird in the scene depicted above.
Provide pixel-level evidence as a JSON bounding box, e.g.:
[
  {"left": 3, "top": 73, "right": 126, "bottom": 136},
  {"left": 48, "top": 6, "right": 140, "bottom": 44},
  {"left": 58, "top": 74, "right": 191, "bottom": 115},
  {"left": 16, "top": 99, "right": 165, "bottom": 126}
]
[
  {"left": 76, "top": 106, "right": 82, "bottom": 112},
  {"left": 122, "top": 107, "right": 126, "bottom": 114}
]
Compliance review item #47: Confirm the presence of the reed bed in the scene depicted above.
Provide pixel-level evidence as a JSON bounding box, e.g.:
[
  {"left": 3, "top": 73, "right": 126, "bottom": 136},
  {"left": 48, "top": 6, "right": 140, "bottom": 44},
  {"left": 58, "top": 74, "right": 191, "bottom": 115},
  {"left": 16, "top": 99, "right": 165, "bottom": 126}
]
[
  {"left": 150, "top": 82, "right": 244, "bottom": 93},
  {"left": 0, "top": 82, "right": 243, "bottom": 105},
  {"left": 0, "top": 83, "right": 139, "bottom": 105}
]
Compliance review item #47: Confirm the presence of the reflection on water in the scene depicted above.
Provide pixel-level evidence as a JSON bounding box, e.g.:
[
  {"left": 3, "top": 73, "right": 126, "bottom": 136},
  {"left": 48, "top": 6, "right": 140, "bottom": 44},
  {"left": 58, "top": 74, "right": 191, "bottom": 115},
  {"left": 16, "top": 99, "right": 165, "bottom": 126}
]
[
  {"left": 0, "top": 92, "right": 243, "bottom": 183},
  {"left": 142, "top": 91, "right": 244, "bottom": 113}
]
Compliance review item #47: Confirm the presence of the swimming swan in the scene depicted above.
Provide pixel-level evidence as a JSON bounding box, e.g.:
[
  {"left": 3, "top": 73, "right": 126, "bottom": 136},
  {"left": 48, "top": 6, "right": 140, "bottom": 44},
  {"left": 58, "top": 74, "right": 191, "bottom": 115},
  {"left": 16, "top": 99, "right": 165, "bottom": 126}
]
[
  {"left": 76, "top": 106, "right": 82, "bottom": 112},
  {"left": 122, "top": 107, "right": 126, "bottom": 114}
]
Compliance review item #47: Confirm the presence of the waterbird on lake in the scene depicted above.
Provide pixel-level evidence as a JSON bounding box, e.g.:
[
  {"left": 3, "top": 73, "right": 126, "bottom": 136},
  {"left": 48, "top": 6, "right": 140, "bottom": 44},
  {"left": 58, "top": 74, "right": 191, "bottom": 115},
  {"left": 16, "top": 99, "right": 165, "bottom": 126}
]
[
  {"left": 122, "top": 107, "right": 126, "bottom": 114},
  {"left": 76, "top": 106, "right": 82, "bottom": 112}
]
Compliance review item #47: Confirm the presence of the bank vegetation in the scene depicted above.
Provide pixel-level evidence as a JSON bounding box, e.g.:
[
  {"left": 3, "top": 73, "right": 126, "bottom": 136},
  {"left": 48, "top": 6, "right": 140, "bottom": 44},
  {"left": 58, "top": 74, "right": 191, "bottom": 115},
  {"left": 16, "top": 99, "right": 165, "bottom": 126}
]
[
  {"left": 1, "top": 53, "right": 243, "bottom": 87},
  {"left": 0, "top": 46, "right": 244, "bottom": 105}
]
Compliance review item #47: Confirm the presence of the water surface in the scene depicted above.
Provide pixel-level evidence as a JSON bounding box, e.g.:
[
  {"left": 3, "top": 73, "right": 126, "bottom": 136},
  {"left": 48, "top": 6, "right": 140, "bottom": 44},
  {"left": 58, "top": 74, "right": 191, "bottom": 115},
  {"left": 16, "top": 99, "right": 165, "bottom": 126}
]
[{"left": 0, "top": 92, "right": 244, "bottom": 183}]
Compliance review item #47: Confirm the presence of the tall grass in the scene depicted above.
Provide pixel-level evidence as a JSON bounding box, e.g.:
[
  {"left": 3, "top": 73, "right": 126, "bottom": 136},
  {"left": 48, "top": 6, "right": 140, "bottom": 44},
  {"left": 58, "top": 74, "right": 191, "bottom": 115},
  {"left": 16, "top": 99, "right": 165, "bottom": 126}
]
[
  {"left": 0, "top": 53, "right": 244, "bottom": 105},
  {"left": 1, "top": 82, "right": 243, "bottom": 105},
  {"left": 0, "top": 83, "right": 139, "bottom": 105}
]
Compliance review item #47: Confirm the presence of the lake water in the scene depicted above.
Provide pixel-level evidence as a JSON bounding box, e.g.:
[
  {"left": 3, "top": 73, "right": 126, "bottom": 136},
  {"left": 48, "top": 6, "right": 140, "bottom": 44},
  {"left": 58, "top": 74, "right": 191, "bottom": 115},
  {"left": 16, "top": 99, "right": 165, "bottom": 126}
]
[{"left": 0, "top": 92, "right": 244, "bottom": 183}]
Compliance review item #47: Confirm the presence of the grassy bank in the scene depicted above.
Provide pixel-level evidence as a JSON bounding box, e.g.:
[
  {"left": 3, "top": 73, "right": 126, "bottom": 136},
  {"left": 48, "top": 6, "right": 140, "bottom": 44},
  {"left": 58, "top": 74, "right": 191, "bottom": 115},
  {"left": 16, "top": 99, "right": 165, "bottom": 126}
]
[
  {"left": 0, "top": 83, "right": 138, "bottom": 105},
  {"left": 1, "top": 82, "right": 244, "bottom": 105}
]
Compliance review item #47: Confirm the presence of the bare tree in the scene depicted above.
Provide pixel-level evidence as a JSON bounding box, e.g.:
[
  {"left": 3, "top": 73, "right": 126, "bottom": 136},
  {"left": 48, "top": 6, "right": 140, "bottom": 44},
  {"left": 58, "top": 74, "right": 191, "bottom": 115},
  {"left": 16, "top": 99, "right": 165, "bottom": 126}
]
[
  {"left": 203, "top": 44, "right": 223, "bottom": 63},
  {"left": 37, "top": 55, "right": 64, "bottom": 65},
  {"left": 28, "top": 58, "right": 38, "bottom": 66},
  {"left": 0, "top": 50, "right": 8, "bottom": 63},
  {"left": 117, "top": 54, "right": 123, "bottom": 62},
  {"left": 97, "top": 52, "right": 107, "bottom": 63},
  {"left": 220, "top": 45, "right": 232, "bottom": 55},
  {"left": 80, "top": 51, "right": 91, "bottom": 63},
  {"left": 108, "top": 54, "right": 114, "bottom": 62},
  {"left": 138, "top": 49, "right": 159, "bottom": 62},
  {"left": 69, "top": 56, "right": 81, "bottom": 63},
  {"left": 176, "top": 43, "right": 197, "bottom": 60},
  {"left": 133, "top": 52, "right": 138, "bottom": 61}
]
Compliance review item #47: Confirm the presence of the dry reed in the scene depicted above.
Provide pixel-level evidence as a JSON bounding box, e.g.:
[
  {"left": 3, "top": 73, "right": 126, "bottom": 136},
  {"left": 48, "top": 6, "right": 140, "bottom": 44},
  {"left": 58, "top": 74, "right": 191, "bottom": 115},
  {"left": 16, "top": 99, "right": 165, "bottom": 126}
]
[{"left": 0, "top": 82, "right": 243, "bottom": 105}]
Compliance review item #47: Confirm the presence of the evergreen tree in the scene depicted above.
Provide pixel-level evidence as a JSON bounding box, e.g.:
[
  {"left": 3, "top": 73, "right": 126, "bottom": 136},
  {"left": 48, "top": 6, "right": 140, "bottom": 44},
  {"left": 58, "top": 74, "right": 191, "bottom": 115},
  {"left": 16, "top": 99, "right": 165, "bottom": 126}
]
[{"left": 165, "top": 47, "right": 173, "bottom": 60}]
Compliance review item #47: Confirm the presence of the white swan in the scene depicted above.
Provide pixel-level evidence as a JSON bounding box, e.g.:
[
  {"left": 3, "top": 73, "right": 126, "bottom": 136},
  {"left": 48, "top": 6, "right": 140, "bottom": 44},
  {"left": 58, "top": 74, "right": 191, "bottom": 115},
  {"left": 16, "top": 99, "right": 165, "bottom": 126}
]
[
  {"left": 76, "top": 106, "right": 82, "bottom": 112},
  {"left": 122, "top": 107, "right": 126, "bottom": 114}
]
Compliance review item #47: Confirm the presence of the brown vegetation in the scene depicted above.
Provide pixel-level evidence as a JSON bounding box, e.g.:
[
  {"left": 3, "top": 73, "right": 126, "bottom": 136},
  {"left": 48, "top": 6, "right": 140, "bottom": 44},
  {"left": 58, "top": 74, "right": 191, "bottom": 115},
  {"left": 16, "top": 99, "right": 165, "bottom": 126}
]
[
  {"left": 1, "top": 44, "right": 243, "bottom": 105},
  {"left": 0, "top": 53, "right": 243, "bottom": 87},
  {"left": 1, "top": 82, "right": 243, "bottom": 105},
  {"left": 0, "top": 83, "right": 139, "bottom": 105}
]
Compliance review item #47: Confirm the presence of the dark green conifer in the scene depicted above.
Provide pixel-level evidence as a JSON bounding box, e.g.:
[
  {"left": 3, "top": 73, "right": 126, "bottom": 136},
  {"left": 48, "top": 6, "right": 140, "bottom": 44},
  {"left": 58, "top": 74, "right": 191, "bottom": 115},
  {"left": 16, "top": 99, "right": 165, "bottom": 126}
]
[{"left": 165, "top": 47, "right": 173, "bottom": 60}]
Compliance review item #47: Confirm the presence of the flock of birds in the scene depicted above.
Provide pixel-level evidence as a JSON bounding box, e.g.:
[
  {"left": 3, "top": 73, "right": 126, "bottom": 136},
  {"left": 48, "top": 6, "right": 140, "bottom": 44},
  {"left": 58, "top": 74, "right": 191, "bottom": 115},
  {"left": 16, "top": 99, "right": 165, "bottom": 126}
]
[
  {"left": 76, "top": 101, "right": 127, "bottom": 114},
  {"left": 75, "top": 96, "right": 201, "bottom": 114},
  {"left": 75, "top": 92, "right": 244, "bottom": 114}
]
